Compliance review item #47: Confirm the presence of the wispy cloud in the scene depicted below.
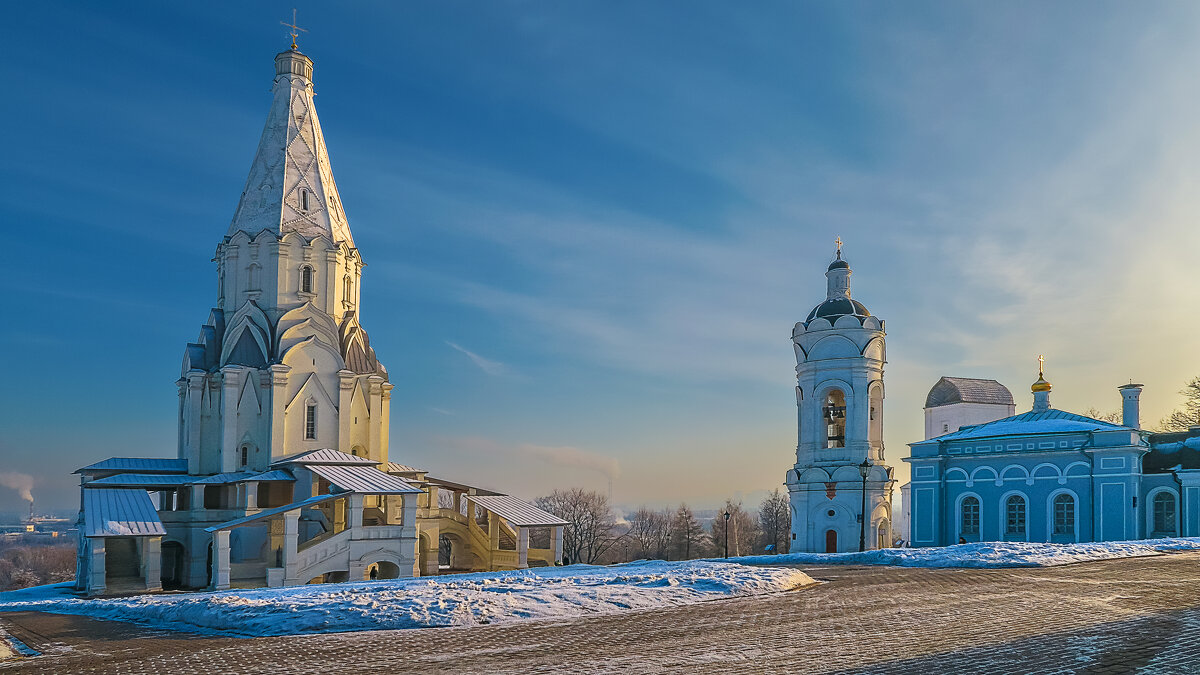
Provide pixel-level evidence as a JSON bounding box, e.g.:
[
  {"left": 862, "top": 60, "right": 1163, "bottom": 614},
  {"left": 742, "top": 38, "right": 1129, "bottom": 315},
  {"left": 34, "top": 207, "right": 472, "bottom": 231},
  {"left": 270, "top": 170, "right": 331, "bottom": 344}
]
[{"left": 445, "top": 341, "right": 508, "bottom": 376}]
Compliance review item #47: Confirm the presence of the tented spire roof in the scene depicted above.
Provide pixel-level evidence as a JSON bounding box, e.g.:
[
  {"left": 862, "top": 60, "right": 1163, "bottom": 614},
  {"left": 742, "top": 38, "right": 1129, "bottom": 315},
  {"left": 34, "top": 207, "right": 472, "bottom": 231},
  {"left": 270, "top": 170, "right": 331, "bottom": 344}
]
[{"left": 226, "top": 48, "right": 354, "bottom": 246}]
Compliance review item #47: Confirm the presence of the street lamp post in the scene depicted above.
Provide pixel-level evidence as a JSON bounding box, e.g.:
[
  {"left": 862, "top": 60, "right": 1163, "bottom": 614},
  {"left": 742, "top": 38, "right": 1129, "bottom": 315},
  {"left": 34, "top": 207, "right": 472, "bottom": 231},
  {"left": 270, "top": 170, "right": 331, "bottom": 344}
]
[
  {"left": 858, "top": 458, "right": 872, "bottom": 553},
  {"left": 723, "top": 511, "right": 731, "bottom": 558}
]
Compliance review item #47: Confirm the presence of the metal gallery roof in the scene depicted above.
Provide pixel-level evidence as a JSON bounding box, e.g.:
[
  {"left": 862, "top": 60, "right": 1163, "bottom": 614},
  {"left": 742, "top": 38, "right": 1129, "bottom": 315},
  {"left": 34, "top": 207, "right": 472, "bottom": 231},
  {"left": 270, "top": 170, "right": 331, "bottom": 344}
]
[
  {"left": 82, "top": 489, "right": 166, "bottom": 538},
  {"left": 925, "top": 377, "right": 1015, "bottom": 408},
  {"left": 471, "top": 495, "right": 567, "bottom": 527},
  {"left": 308, "top": 464, "right": 422, "bottom": 495},
  {"left": 271, "top": 448, "right": 378, "bottom": 466},
  {"left": 75, "top": 457, "right": 188, "bottom": 475},
  {"left": 85, "top": 474, "right": 196, "bottom": 489}
]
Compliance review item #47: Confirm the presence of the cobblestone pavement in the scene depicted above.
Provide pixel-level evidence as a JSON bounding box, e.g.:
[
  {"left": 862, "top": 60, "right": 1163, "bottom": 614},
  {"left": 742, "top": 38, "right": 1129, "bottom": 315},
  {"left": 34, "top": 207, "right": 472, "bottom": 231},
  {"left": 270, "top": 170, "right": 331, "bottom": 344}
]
[{"left": 5, "top": 552, "right": 1200, "bottom": 674}]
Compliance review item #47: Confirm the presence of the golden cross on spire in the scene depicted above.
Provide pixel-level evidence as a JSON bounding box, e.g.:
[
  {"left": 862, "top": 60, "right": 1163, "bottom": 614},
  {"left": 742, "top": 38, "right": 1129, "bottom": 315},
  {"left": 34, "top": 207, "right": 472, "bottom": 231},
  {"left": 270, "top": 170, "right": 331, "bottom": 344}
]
[
  {"left": 280, "top": 8, "right": 308, "bottom": 50},
  {"left": 1038, "top": 354, "right": 1045, "bottom": 376},
  {"left": 834, "top": 236, "right": 843, "bottom": 259}
]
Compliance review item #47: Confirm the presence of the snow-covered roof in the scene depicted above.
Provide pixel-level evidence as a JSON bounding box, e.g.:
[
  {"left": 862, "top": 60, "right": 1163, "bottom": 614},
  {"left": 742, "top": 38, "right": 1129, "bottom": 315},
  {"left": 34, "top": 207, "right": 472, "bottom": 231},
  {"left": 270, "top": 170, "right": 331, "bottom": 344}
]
[
  {"left": 308, "top": 464, "right": 422, "bottom": 495},
  {"left": 931, "top": 409, "right": 1126, "bottom": 442},
  {"left": 271, "top": 448, "right": 378, "bottom": 467},
  {"left": 925, "top": 377, "right": 1014, "bottom": 408},
  {"left": 75, "top": 457, "right": 188, "bottom": 475},
  {"left": 85, "top": 474, "right": 196, "bottom": 488},
  {"left": 82, "top": 489, "right": 166, "bottom": 538},
  {"left": 471, "top": 495, "right": 567, "bottom": 527}
]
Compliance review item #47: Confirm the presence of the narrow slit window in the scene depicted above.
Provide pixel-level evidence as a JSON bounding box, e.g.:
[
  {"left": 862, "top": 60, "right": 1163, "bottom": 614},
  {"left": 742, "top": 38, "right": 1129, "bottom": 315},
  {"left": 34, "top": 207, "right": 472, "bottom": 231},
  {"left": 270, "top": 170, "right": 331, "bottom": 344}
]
[
  {"left": 300, "top": 266, "right": 313, "bottom": 294},
  {"left": 305, "top": 404, "right": 317, "bottom": 440},
  {"left": 343, "top": 275, "right": 353, "bottom": 304},
  {"left": 299, "top": 188, "right": 310, "bottom": 213}
]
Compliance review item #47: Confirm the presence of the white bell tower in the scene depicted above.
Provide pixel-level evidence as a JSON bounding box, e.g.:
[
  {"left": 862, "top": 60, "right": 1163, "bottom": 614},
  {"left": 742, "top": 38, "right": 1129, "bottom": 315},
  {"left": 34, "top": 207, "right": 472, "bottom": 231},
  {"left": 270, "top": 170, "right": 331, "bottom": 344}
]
[{"left": 785, "top": 240, "right": 895, "bottom": 553}]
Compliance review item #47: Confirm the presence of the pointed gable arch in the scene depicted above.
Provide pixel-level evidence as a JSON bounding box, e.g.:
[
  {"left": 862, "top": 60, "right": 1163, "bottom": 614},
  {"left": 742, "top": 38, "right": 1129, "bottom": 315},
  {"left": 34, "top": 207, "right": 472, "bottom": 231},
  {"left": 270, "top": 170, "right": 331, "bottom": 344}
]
[
  {"left": 280, "top": 334, "right": 347, "bottom": 373},
  {"left": 285, "top": 372, "right": 338, "bottom": 413},
  {"left": 350, "top": 378, "right": 370, "bottom": 422},
  {"left": 237, "top": 374, "right": 262, "bottom": 416},
  {"left": 338, "top": 315, "right": 381, "bottom": 375},
  {"left": 276, "top": 301, "right": 341, "bottom": 354},
  {"left": 220, "top": 301, "right": 272, "bottom": 367}
]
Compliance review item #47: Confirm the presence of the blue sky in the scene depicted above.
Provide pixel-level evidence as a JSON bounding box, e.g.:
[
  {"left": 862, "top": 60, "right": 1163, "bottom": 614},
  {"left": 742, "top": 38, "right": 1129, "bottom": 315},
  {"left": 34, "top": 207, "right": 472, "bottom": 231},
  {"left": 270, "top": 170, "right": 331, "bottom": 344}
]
[{"left": 5, "top": 2, "right": 1200, "bottom": 515}]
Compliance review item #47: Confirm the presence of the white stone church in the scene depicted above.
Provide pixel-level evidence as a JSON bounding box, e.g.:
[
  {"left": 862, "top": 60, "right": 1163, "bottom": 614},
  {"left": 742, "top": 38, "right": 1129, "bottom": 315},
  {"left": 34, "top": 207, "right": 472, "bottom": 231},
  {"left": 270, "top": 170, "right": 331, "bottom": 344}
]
[
  {"left": 785, "top": 246, "right": 895, "bottom": 552},
  {"left": 73, "top": 44, "right": 565, "bottom": 596}
]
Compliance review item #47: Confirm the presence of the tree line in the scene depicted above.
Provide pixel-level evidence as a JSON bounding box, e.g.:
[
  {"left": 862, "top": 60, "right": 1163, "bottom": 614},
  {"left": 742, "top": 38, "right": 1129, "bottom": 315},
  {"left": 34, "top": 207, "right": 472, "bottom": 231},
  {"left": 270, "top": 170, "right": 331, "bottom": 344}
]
[{"left": 535, "top": 487, "right": 792, "bottom": 565}]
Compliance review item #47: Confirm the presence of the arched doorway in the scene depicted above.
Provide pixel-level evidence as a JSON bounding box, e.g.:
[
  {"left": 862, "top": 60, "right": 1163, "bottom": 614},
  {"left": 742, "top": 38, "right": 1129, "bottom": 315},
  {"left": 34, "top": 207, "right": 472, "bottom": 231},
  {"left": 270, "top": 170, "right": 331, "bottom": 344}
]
[
  {"left": 161, "top": 541, "right": 186, "bottom": 589},
  {"left": 364, "top": 560, "right": 401, "bottom": 580},
  {"left": 825, "top": 529, "right": 838, "bottom": 553}
]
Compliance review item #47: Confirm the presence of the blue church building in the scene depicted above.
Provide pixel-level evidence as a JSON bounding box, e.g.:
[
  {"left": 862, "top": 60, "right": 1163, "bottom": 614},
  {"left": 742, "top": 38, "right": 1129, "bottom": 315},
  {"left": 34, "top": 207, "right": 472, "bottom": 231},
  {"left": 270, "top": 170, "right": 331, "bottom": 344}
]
[{"left": 905, "top": 366, "right": 1200, "bottom": 546}]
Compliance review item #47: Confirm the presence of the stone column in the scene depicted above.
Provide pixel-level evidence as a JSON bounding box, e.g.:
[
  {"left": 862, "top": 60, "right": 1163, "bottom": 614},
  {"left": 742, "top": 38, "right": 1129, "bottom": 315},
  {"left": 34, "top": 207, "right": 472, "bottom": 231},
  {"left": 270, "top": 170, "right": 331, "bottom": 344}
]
[
  {"left": 190, "top": 484, "right": 206, "bottom": 512},
  {"left": 88, "top": 538, "right": 106, "bottom": 596},
  {"left": 553, "top": 527, "right": 564, "bottom": 565},
  {"left": 220, "top": 367, "right": 241, "bottom": 473},
  {"left": 142, "top": 536, "right": 163, "bottom": 591},
  {"left": 282, "top": 510, "right": 300, "bottom": 585},
  {"left": 402, "top": 496, "right": 418, "bottom": 538},
  {"left": 380, "top": 382, "right": 394, "bottom": 461},
  {"left": 333, "top": 496, "right": 347, "bottom": 533},
  {"left": 517, "top": 527, "right": 529, "bottom": 569},
  {"left": 368, "top": 375, "right": 385, "bottom": 460},
  {"left": 338, "top": 370, "right": 355, "bottom": 455},
  {"left": 211, "top": 530, "right": 231, "bottom": 591},
  {"left": 488, "top": 513, "right": 500, "bottom": 551},
  {"left": 268, "top": 364, "right": 291, "bottom": 460},
  {"left": 244, "top": 482, "right": 259, "bottom": 511},
  {"left": 186, "top": 373, "right": 206, "bottom": 474},
  {"left": 349, "top": 494, "right": 365, "bottom": 531}
]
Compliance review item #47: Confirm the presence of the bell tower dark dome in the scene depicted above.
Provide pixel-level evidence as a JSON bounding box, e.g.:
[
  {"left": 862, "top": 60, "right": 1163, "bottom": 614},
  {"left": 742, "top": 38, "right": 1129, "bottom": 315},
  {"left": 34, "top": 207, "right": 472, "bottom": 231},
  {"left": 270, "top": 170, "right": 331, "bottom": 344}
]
[{"left": 805, "top": 241, "right": 869, "bottom": 325}]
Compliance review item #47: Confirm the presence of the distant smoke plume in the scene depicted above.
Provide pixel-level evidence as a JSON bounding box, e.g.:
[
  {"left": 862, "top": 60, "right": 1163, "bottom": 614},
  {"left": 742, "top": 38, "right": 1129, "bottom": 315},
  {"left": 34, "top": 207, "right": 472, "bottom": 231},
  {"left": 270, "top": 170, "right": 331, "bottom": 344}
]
[
  {"left": 519, "top": 444, "right": 620, "bottom": 480},
  {"left": 0, "top": 473, "right": 34, "bottom": 503}
]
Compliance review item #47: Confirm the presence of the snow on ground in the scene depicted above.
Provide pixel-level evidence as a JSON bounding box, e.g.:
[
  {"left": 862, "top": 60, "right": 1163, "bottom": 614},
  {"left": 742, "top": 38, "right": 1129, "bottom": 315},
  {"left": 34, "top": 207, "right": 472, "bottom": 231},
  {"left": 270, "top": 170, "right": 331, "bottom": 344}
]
[
  {"left": 0, "top": 560, "right": 813, "bottom": 637},
  {"left": 732, "top": 537, "right": 1200, "bottom": 568}
]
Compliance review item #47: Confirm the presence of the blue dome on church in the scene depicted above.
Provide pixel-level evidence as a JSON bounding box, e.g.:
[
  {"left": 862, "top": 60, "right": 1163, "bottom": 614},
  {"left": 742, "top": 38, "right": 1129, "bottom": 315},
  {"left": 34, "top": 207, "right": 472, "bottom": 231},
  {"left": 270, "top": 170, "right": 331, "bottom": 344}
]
[{"left": 806, "top": 297, "right": 870, "bottom": 324}]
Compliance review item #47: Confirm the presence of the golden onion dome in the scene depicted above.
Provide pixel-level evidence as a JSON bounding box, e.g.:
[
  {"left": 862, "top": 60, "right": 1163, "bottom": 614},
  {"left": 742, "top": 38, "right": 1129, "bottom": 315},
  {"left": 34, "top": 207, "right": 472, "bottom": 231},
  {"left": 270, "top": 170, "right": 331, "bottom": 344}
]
[{"left": 1031, "top": 355, "right": 1051, "bottom": 392}]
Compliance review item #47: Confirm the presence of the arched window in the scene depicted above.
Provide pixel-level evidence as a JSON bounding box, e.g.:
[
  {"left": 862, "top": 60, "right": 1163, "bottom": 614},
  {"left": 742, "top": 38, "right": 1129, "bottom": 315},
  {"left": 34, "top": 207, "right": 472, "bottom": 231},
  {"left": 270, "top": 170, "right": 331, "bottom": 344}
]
[
  {"left": 961, "top": 496, "right": 980, "bottom": 536},
  {"left": 1005, "top": 495, "right": 1026, "bottom": 539},
  {"left": 1153, "top": 492, "right": 1177, "bottom": 536},
  {"left": 304, "top": 403, "right": 317, "bottom": 440},
  {"left": 823, "top": 390, "right": 846, "bottom": 448},
  {"left": 299, "top": 188, "right": 310, "bottom": 213},
  {"left": 240, "top": 445, "right": 249, "bottom": 467},
  {"left": 247, "top": 263, "right": 261, "bottom": 292},
  {"left": 300, "top": 265, "right": 314, "bottom": 294},
  {"left": 343, "top": 275, "right": 353, "bottom": 306},
  {"left": 1053, "top": 493, "right": 1075, "bottom": 536}
]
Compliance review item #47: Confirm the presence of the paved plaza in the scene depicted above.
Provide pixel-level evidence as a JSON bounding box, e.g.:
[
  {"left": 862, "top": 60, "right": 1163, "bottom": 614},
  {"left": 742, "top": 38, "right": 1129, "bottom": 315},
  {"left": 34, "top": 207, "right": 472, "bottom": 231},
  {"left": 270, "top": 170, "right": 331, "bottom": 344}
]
[{"left": 4, "top": 552, "right": 1200, "bottom": 673}]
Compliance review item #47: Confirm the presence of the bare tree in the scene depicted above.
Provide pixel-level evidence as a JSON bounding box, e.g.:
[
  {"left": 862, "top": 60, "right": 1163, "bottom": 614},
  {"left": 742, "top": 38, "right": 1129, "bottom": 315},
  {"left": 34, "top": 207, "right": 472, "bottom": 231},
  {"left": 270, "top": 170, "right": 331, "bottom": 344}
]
[
  {"left": 758, "top": 488, "right": 791, "bottom": 554},
  {"left": 626, "top": 507, "right": 661, "bottom": 559},
  {"left": 535, "top": 488, "right": 622, "bottom": 564},
  {"left": 670, "top": 504, "right": 705, "bottom": 560},
  {"left": 1083, "top": 407, "right": 1122, "bottom": 424},
  {"left": 1159, "top": 377, "right": 1200, "bottom": 432},
  {"left": 710, "top": 498, "right": 759, "bottom": 557}
]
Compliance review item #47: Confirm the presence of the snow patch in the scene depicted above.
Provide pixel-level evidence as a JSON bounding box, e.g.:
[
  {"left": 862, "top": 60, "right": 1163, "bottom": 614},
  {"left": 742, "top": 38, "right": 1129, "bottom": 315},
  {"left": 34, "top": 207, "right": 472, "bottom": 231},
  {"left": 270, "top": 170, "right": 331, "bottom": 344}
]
[
  {"left": 731, "top": 537, "right": 1200, "bottom": 568},
  {"left": 0, "top": 561, "right": 812, "bottom": 637}
]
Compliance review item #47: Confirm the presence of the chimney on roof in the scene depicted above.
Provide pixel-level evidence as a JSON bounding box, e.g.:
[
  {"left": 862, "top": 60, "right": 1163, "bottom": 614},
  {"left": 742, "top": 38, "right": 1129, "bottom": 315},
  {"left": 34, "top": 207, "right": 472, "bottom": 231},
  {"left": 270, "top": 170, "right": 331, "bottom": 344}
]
[{"left": 1119, "top": 383, "right": 1143, "bottom": 430}]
